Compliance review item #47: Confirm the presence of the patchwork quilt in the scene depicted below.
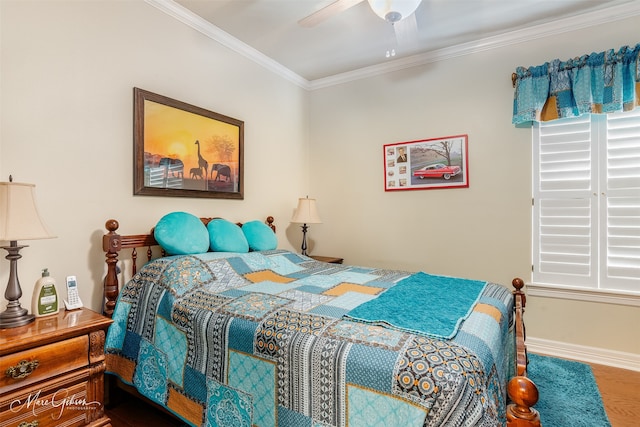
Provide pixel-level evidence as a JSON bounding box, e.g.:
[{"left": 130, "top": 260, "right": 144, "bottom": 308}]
[{"left": 105, "top": 250, "right": 514, "bottom": 427}]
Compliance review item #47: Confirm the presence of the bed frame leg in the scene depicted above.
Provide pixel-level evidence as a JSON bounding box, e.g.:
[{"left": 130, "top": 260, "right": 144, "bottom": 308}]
[
  {"left": 508, "top": 278, "right": 541, "bottom": 427},
  {"left": 506, "top": 375, "right": 541, "bottom": 426}
]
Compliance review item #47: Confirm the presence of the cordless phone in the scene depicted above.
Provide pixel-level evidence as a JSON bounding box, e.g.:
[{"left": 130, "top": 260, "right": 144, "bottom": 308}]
[{"left": 64, "top": 275, "right": 84, "bottom": 310}]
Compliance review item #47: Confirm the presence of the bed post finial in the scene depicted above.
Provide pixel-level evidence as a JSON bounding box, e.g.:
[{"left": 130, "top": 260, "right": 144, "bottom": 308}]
[
  {"left": 106, "top": 219, "right": 119, "bottom": 233},
  {"left": 512, "top": 277, "right": 526, "bottom": 307},
  {"left": 512, "top": 277, "right": 525, "bottom": 291},
  {"left": 103, "top": 219, "right": 122, "bottom": 318},
  {"left": 266, "top": 216, "right": 276, "bottom": 232}
]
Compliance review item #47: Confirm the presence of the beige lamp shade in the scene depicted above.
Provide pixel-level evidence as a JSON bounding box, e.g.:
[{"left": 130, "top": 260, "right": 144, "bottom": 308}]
[
  {"left": 0, "top": 181, "right": 56, "bottom": 241},
  {"left": 291, "top": 197, "right": 322, "bottom": 224}
]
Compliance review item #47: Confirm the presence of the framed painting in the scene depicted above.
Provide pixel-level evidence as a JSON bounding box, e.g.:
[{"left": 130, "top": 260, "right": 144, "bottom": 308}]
[
  {"left": 384, "top": 134, "right": 469, "bottom": 191},
  {"left": 134, "top": 88, "right": 244, "bottom": 199}
]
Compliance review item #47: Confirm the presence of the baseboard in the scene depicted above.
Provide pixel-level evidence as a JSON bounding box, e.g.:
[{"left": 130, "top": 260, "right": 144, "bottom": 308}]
[{"left": 527, "top": 336, "right": 640, "bottom": 372}]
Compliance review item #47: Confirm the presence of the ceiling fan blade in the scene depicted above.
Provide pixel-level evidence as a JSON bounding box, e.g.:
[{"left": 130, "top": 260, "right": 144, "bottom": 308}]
[
  {"left": 298, "top": 0, "right": 364, "bottom": 28},
  {"left": 393, "top": 13, "right": 418, "bottom": 47}
]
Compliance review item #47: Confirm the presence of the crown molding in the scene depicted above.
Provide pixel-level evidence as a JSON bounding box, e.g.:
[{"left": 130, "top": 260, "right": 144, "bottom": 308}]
[
  {"left": 147, "top": 0, "right": 640, "bottom": 91},
  {"left": 144, "top": 0, "right": 311, "bottom": 90},
  {"left": 309, "top": 1, "right": 640, "bottom": 89}
]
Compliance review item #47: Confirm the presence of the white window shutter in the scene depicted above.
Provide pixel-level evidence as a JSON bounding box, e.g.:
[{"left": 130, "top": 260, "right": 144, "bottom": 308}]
[
  {"left": 533, "top": 116, "right": 597, "bottom": 288},
  {"left": 602, "top": 110, "right": 640, "bottom": 292}
]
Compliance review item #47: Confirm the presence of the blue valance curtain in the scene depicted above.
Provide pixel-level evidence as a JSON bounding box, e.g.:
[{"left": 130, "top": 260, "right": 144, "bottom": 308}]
[{"left": 512, "top": 43, "right": 640, "bottom": 126}]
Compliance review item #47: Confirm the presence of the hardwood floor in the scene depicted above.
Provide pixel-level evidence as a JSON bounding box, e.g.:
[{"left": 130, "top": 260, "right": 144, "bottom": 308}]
[
  {"left": 106, "top": 393, "right": 185, "bottom": 427},
  {"left": 591, "top": 363, "right": 640, "bottom": 427},
  {"left": 105, "top": 363, "right": 640, "bottom": 427}
]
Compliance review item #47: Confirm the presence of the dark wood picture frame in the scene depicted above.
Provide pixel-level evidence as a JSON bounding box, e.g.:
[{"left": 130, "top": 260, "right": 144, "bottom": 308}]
[
  {"left": 384, "top": 134, "right": 469, "bottom": 191},
  {"left": 134, "top": 88, "right": 244, "bottom": 199}
]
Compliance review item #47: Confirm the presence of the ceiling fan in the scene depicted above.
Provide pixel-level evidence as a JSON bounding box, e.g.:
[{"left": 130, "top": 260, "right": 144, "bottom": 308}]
[
  {"left": 299, "top": 0, "right": 422, "bottom": 27},
  {"left": 299, "top": 0, "right": 423, "bottom": 53}
]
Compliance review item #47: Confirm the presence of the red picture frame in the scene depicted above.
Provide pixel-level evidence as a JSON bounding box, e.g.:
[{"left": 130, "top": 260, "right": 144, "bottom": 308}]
[{"left": 384, "top": 135, "right": 469, "bottom": 191}]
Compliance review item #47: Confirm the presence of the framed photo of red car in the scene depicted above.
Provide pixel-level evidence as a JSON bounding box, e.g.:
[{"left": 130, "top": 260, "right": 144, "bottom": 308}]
[
  {"left": 134, "top": 87, "right": 244, "bottom": 199},
  {"left": 384, "top": 135, "right": 469, "bottom": 191}
]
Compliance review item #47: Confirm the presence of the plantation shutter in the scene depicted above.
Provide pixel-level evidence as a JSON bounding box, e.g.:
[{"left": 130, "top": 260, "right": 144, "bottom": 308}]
[
  {"left": 533, "top": 115, "right": 597, "bottom": 288},
  {"left": 533, "top": 111, "right": 640, "bottom": 292},
  {"left": 603, "top": 110, "right": 640, "bottom": 292}
]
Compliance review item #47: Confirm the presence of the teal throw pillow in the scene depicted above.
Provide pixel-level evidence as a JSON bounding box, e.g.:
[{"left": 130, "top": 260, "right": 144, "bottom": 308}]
[
  {"left": 242, "top": 220, "right": 277, "bottom": 251},
  {"left": 207, "top": 218, "right": 249, "bottom": 253},
  {"left": 154, "top": 212, "right": 209, "bottom": 255}
]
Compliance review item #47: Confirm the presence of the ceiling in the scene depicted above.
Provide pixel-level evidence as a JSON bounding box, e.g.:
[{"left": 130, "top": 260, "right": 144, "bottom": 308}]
[{"left": 166, "top": 0, "right": 639, "bottom": 85}]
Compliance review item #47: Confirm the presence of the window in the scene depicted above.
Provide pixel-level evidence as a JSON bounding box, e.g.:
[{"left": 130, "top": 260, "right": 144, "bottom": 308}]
[{"left": 532, "top": 110, "right": 640, "bottom": 295}]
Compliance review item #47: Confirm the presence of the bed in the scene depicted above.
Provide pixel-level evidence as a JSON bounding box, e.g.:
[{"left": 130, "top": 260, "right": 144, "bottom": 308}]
[{"left": 101, "top": 215, "right": 541, "bottom": 427}]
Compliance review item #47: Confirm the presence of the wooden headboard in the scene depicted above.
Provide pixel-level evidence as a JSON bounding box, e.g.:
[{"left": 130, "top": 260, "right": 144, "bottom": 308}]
[{"left": 101, "top": 216, "right": 275, "bottom": 318}]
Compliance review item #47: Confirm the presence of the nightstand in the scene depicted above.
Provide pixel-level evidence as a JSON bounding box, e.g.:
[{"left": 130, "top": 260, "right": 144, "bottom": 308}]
[
  {"left": 309, "top": 255, "right": 344, "bottom": 264},
  {"left": 0, "top": 308, "right": 113, "bottom": 427}
]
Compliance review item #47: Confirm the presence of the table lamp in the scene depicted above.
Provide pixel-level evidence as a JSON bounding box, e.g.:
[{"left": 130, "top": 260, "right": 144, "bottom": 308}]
[
  {"left": 0, "top": 177, "right": 56, "bottom": 328},
  {"left": 291, "top": 197, "right": 322, "bottom": 256}
]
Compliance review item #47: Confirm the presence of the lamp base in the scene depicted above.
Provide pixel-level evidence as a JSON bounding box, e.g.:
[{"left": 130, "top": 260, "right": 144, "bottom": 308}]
[
  {"left": 0, "top": 306, "right": 35, "bottom": 328},
  {"left": 300, "top": 223, "right": 309, "bottom": 256},
  {"left": 0, "top": 242, "right": 36, "bottom": 329}
]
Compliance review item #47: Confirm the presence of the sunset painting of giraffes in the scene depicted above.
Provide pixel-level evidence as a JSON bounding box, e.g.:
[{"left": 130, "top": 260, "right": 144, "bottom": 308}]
[{"left": 135, "top": 88, "right": 244, "bottom": 199}]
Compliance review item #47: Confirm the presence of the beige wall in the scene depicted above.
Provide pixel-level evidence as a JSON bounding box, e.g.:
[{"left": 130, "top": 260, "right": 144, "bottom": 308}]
[
  {"left": 308, "top": 17, "right": 640, "bottom": 356},
  {"left": 1, "top": 1, "right": 638, "bottom": 358},
  {"left": 0, "top": 0, "right": 307, "bottom": 310}
]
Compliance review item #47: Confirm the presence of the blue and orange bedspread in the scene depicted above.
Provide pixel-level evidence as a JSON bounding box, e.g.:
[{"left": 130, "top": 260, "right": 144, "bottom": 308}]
[{"left": 105, "top": 250, "right": 514, "bottom": 427}]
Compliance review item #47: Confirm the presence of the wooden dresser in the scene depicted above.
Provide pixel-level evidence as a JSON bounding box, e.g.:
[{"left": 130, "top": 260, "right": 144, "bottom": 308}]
[{"left": 0, "top": 308, "right": 113, "bottom": 427}]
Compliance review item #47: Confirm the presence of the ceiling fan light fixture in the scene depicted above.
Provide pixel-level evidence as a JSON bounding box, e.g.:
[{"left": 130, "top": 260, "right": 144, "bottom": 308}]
[{"left": 367, "top": 0, "right": 422, "bottom": 23}]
